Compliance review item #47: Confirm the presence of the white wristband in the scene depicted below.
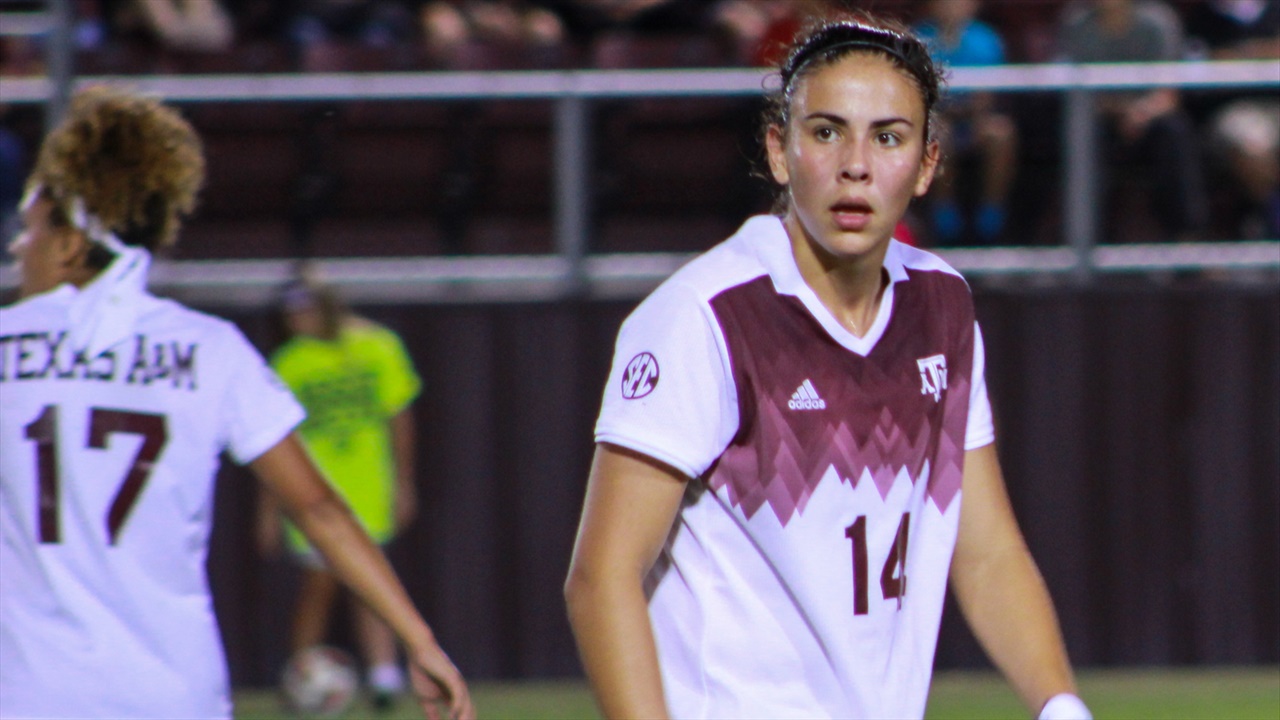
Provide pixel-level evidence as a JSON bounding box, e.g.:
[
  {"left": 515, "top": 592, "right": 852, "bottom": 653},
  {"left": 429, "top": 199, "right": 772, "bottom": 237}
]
[{"left": 1038, "top": 693, "right": 1092, "bottom": 720}]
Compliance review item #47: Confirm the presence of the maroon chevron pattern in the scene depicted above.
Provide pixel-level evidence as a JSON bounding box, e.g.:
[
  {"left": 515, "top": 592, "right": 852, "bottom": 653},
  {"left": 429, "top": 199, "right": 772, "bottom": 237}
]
[{"left": 706, "top": 270, "right": 974, "bottom": 526}]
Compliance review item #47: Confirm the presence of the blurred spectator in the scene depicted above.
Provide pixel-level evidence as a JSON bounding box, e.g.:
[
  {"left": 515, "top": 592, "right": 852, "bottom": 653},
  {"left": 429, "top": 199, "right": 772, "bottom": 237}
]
[
  {"left": 914, "top": 0, "right": 1019, "bottom": 245},
  {"left": 710, "top": 0, "right": 815, "bottom": 66},
  {"left": 1058, "top": 0, "right": 1209, "bottom": 241},
  {"left": 1183, "top": 0, "right": 1280, "bottom": 238},
  {"left": 0, "top": 36, "right": 39, "bottom": 254},
  {"left": 1184, "top": 0, "right": 1280, "bottom": 59},
  {"left": 104, "top": 0, "right": 235, "bottom": 51},
  {"left": 0, "top": 120, "right": 26, "bottom": 252},
  {"left": 289, "top": 0, "right": 417, "bottom": 47},
  {"left": 126, "top": 0, "right": 234, "bottom": 52},
  {"left": 1206, "top": 98, "right": 1280, "bottom": 237},
  {"left": 228, "top": 0, "right": 297, "bottom": 43},
  {"left": 545, "top": 0, "right": 710, "bottom": 43},
  {"left": 419, "top": 1, "right": 565, "bottom": 61},
  {"left": 73, "top": 0, "right": 111, "bottom": 50}
]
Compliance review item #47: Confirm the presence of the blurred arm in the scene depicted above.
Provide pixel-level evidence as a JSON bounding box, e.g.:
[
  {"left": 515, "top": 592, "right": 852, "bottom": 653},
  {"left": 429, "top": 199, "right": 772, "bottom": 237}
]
[
  {"left": 390, "top": 407, "right": 419, "bottom": 532},
  {"left": 564, "top": 443, "right": 688, "bottom": 720},
  {"left": 254, "top": 482, "right": 283, "bottom": 558},
  {"left": 950, "top": 443, "right": 1081, "bottom": 717},
  {"left": 251, "top": 434, "right": 474, "bottom": 720}
]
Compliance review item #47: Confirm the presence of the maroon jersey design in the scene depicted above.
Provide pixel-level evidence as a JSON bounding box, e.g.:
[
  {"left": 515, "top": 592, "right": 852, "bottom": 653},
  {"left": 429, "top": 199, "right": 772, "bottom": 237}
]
[{"left": 706, "top": 269, "right": 975, "bottom": 525}]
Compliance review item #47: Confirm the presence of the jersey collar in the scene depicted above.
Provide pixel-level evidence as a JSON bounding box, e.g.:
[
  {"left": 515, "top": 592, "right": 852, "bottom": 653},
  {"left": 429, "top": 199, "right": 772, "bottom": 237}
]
[{"left": 744, "top": 214, "right": 909, "bottom": 356}]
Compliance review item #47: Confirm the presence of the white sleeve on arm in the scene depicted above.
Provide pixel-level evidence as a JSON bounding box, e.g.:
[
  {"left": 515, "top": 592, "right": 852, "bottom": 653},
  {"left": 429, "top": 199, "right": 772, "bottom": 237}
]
[
  {"left": 964, "top": 322, "right": 996, "bottom": 450},
  {"left": 220, "top": 327, "right": 306, "bottom": 464},
  {"left": 595, "top": 283, "right": 738, "bottom": 479}
]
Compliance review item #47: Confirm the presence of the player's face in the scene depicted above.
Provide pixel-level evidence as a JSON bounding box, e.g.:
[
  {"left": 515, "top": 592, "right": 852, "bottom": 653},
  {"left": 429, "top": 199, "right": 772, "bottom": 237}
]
[
  {"left": 285, "top": 304, "right": 325, "bottom": 338},
  {"left": 767, "top": 52, "right": 938, "bottom": 263},
  {"left": 8, "top": 196, "right": 86, "bottom": 299}
]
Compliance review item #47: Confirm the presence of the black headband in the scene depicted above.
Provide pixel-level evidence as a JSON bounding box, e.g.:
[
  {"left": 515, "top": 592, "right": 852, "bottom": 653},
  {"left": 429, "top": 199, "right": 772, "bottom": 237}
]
[
  {"left": 280, "top": 279, "right": 318, "bottom": 310},
  {"left": 781, "top": 21, "right": 932, "bottom": 101}
]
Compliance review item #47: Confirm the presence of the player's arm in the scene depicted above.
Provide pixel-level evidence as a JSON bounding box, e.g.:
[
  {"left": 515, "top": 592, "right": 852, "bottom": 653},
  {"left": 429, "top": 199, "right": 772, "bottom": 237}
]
[
  {"left": 390, "top": 407, "right": 418, "bottom": 531},
  {"left": 565, "top": 443, "right": 688, "bottom": 720},
  {"left": 254, "top": 483, "right": 283, "bottom": 558},
  {"left": 950, "top": 443, "right": 1091, "bottom": 720},
  {"left": 250, "top": 433, "right": 474, "bottom": 720}
]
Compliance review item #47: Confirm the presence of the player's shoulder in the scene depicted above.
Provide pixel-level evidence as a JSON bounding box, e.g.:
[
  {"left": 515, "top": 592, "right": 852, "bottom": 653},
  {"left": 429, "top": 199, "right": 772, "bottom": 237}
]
[
  {"left": 342, "top": 316, "right": 402, "bottom": 347},
  {"left": 0, "top": 286, "right": 73, "bottom": 329},
  {"left": 892, "top": 241, "right": 975, "bottom": 307},
  {"left": 645, "top": 216, "right": 777, "bottom": 309},
  {"left": 891, "top": 242, "right": 979, "bottom": 340},
  {"left": 137, "top": 295, "right": 252, "bottom": 345},
  {"left": 893, "top": 241, "right": 967, "bottom": 283}
]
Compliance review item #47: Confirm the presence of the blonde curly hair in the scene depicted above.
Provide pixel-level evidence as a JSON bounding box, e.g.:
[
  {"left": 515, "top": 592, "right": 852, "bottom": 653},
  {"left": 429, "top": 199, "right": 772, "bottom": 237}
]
[{"left": 31, "top": 85, "right": 204, "bottom": 252}]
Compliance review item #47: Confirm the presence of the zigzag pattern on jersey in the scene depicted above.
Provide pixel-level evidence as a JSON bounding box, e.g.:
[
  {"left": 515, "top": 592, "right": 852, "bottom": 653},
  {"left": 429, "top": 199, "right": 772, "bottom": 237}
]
[
  {"left": 709, "top": 375, "right": 969, "bottom": 526},
  {"left": 705, "top": 269, "right": 975, "bottom": 527}
]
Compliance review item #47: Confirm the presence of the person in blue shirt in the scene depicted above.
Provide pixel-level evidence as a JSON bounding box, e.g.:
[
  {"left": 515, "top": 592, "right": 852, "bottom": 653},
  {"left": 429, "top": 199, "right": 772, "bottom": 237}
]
[{"left": 913, "top": 0, "right": 1018, "bottom": 245}]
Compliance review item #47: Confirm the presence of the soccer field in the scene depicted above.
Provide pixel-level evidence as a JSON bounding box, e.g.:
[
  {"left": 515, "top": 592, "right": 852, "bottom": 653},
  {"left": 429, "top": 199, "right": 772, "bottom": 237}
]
[{"left": 234, "top": 666, "right": 1280, "bottom": 719}]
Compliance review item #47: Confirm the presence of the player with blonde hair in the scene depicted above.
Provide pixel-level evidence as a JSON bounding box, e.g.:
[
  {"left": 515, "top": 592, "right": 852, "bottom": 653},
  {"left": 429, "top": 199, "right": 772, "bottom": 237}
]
[{"left": 0, "top": 86, "right": 473, "bottom": 720}]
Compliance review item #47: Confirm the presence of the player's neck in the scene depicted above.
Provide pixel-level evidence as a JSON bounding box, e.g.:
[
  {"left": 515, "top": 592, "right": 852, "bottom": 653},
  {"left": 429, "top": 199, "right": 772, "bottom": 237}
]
[{"left": 797, "top": 250, "right": 889, "bottom": 338}]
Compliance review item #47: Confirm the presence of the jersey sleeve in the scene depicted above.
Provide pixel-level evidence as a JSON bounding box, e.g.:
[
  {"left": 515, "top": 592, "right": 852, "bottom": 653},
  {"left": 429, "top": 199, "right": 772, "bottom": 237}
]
[
  {"left": 220, "top": 326, "right": 306, "bottom": 465},
  {"left": 595, "top": 283, "right": 738, "bottom": 479},
  {"left": 370, "top": 325, "right": 422, "bottom": 416},
  {"left": 964, "top": 322, "right": 996, "bottom": 450}
]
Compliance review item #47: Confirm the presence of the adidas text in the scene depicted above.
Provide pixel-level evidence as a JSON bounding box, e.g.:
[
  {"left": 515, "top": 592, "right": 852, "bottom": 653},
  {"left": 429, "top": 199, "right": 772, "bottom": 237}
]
[{"left": 788, "top": 379, "right": 827, "bottom": 411}]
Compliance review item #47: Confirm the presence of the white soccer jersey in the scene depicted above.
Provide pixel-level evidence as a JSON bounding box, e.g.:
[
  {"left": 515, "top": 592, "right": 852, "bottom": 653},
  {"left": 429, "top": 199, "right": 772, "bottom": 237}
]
[
  {"left": 596, "top": 216, "right": 995, "bottom": 719},
  {"left": 0, "top": 282, "right": 304, "bottom": 719}
]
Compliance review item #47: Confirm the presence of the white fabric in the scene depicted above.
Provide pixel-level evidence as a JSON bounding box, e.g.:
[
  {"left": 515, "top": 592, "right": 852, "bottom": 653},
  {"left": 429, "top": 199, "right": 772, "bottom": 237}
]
[
  {"left": 0, "top": 279, "right": 304, "bottom": 719},
  {"left": 1039, "top": 693, "right": 1094, "bottom": 720},
  {"left": 64, "top": 241, "right": 151, "bottom": 361},
  {"left": 595, "top": 216, "right": 996, "bottom": 719}
]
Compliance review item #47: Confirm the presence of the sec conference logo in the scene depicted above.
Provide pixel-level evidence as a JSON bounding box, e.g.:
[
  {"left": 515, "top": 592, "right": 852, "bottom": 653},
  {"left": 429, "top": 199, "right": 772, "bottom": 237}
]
[{"left": 621, "top": 352, "right": 660, "bottom": 399}]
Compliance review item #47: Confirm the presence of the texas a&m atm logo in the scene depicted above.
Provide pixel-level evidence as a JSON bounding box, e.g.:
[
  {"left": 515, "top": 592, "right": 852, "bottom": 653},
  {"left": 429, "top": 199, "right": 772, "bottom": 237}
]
[{"left": 917, "top": 354, "right": 947, "bottom": 402}]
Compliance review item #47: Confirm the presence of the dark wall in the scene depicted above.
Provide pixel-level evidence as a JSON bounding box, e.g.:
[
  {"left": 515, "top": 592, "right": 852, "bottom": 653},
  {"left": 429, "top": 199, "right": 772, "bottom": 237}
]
[{"left": 207, "top": 278, "right": 1280, "bottom": 686}]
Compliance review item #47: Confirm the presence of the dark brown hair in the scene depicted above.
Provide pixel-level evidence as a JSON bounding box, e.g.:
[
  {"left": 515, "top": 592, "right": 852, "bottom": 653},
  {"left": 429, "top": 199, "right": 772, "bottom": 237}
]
[{"left": 277, "top": 275, "right": 346, "bottom": 343}]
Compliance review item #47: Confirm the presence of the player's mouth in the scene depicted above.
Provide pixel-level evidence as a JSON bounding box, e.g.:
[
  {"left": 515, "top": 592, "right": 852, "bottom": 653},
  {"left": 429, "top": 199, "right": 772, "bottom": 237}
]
[{"left": 831, "top": 199, "right": 873, "bottom": 232}]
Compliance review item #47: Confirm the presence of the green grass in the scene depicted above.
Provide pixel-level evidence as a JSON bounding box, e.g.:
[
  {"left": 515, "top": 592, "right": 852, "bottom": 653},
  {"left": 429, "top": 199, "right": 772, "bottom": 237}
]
[
  {"left": 928, "top": 667, "right": 1280, "bottom": 719},
  {"left": 235, "top": 680, "right": 599, "bottom": 720},
  {"left": 235, "top": 667, "right": 1279, "bottom": 719}
]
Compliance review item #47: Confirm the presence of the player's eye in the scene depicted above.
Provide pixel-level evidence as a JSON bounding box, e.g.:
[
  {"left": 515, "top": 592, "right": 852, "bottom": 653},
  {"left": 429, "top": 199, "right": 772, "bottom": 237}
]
[
  {"left": 814, "top": 126, "right": 840, "bottom": 142},
  {"left": 876, "top": 131, "right": 902, "bottom": 147}
]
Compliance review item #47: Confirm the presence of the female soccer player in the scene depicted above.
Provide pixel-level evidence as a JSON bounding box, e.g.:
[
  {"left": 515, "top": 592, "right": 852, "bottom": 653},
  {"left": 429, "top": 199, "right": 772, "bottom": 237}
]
[
  {"left": 0, "top": 86, "right": 473, "bottom": 720},
  {"left": 259, "top": 276, "right": 424, "bottom": 708},
  {"left": 565, "top": 12, "right": 1092, "bottom": 720}
]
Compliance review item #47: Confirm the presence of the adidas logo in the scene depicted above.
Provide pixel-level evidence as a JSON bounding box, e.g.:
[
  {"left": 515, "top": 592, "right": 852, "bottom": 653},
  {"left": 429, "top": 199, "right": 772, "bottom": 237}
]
[{"left": 788, "top": 379, "right": 827, "bottom": 411}]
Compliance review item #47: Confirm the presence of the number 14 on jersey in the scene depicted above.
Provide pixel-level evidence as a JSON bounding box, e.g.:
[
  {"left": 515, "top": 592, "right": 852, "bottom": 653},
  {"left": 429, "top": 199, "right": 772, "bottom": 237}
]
[{"left": 846, "top": 512, "right": 910, "bottom": 615}]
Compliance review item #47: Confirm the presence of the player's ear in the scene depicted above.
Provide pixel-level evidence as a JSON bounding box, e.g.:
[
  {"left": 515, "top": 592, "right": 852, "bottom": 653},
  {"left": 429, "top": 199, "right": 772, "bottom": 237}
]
[
  {"left": 56, "top": 227, "right": 93, "bottom": 269},
  {"left": 914, "top": 140, "right": 940, "bottom": 197},
  {"left": 766, "top": 124, "right": 790, "bottom": 186}
]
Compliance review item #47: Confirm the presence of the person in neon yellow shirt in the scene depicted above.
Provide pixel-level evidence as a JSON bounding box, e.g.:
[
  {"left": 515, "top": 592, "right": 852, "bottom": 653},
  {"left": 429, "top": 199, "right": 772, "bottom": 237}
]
[{"left": 258, "top": 276, "right": 421, "bottom": 711}]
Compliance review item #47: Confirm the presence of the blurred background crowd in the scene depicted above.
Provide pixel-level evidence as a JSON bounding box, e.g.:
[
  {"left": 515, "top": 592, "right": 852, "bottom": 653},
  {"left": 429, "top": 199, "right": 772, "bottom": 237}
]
[{"left": 1, "top": 0, "right": 1277, "bottom": 258}]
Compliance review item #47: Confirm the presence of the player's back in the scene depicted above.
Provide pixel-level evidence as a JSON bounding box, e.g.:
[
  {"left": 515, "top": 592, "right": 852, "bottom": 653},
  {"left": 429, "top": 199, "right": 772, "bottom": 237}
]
[{"left": 0, "top": 287, "right": 301, "bottom": 719}]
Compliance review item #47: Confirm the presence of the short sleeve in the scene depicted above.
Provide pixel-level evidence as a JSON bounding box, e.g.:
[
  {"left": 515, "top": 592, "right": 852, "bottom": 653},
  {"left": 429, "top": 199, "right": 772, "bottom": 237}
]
[
  {"left": 595, "top": 283, "right": 739, "bottom": 479},
  {"left": 964, "top": 322, "right": 996, "bottom": 450},
  {"left": 221, "top": 327, "right": 306, "bottom": 464},
  {"left": 369, "top": 326, "right": 421, "bottom": 415}
]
